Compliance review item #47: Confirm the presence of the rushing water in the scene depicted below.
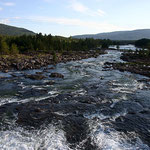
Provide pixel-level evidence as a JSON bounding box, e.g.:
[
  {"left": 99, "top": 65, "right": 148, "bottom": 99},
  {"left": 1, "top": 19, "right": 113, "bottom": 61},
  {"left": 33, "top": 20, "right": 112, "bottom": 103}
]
[
  {"left": 0, "top": 50, "right": 150, "bottom": 150},
  {"left": 109, "top": 44, "right": 143, "bottom": 51}
]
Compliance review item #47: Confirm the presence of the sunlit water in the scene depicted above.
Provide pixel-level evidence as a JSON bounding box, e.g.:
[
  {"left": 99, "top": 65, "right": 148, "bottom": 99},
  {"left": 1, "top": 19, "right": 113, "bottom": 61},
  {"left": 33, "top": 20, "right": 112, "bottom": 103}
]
[
  {"left": 109, "top": 44, "right": 144, "bottom": 51},
  {"left": 0, "top": 50, "right": 150, "bottom": 150}
]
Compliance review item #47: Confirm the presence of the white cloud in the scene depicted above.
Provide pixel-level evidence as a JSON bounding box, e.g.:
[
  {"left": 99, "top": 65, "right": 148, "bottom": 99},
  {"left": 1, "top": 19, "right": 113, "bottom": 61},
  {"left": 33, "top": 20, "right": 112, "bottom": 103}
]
[
  {"left": 4, "top": 2, "right": 15, "bottom": 6},
  {"left": 68, "top": 0, "right": 105, "bottom": 17},
  {"left": 97, "top": 9, "right": 105, "bottom": 16},
  {"left": 69, "top": 0, "right": 88, "bottom": 13},
  {"left": 0, "top": 19, "right": 10, "bottom": 24},
  {"left": 0, "top": 17, "right": 21, "bottom": 24},
  {"left": 86, "top": 9, "right": 106, "bottom": 17},
  {"left": 0, "top": 7, "right": 3, "bottom": 11},
  {"left": 28, "top": 16, "right": 124, "bottom": 32}
]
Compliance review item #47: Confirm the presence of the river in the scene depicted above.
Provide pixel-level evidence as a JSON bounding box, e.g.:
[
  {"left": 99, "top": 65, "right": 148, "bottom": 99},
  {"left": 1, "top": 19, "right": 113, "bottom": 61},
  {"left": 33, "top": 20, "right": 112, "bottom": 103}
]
[{"left": 0, "top": 50, "right": 150, "bottom": 150}]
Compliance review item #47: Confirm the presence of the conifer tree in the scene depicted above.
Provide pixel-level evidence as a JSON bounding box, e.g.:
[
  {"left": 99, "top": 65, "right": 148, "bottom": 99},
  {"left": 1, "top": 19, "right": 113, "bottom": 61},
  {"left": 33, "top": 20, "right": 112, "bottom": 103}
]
[
  {"left": 10, "top": 43, "right": 19, "bottom": 55},
  {"left": 0, "top": 39, "right": 10, "bottom": 55}
]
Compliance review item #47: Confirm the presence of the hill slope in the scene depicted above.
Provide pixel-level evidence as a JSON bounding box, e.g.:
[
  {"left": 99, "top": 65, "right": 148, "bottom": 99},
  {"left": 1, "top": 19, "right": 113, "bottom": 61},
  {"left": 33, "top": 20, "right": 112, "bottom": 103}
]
[
  {"left": 0, "top": 24, "right": 35, "bottom": 36},
  {"left": 73, "top": 29, "right": 150, "bottom": 41}
]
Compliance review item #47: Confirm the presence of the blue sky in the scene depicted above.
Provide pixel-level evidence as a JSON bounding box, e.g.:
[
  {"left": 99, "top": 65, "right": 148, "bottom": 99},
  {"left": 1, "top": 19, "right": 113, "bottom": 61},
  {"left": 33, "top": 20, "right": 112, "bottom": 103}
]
[{"left": 0, "top": 0, "right": 150, "bottom": 36}]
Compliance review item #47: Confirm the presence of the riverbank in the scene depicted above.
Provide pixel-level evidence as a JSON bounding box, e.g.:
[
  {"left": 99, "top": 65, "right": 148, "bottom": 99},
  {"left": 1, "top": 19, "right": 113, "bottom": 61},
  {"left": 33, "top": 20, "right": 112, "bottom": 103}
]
[
  {"left": 111, "top": 51, "right": 150, "bottom": 77},
  {"left": 0, "top": 50, "right": 105, "bottom": 72}
]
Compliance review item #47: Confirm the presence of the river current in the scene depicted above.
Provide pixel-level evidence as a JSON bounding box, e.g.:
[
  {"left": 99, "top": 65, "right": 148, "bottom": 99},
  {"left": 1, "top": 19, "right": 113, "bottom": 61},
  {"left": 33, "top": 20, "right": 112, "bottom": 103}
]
[{"left": 0, "top": 50, "right": 150, "bottom": 150}]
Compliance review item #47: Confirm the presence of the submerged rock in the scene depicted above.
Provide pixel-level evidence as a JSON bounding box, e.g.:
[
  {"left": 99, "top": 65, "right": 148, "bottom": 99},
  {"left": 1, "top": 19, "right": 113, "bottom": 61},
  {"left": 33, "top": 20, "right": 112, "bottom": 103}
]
[
  {"left": 25, "top": 74, "right": 46, "bottom": 80},
  {"left": 50, "top": 73, "right": 64, "bottom": 78},
  {"left": 18, "top": 88, "right": 48, "bottom": 99},
  {"left": 36, "top": 72, "right": 43, "bottom": 75},
  {"left": 2, "top": 69, "right": 9, "bottom": 73},
  {"left": 49, "top": 67, "right": 55, "bottom": 70},
  {"left": 0, "top": 76, "right": 5, "bottom": 79},
  {"left": 45, "top": 80, "right": 55, "bottom": 85}
]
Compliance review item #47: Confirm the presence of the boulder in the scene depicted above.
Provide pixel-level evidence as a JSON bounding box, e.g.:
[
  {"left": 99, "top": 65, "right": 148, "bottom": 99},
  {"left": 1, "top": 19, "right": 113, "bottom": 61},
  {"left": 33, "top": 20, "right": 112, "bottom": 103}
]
[
  {"left": 2, "top": 69, "right": 9, "bottom": 73},
  {"left": 25, "top": 74, "right": 46, "bottom": 80},
  {"left": 36, "top": 72, "right": 43, "bottom": 75},
  {"left": 50, "top": 73, "right": 64, "bottom": 78}
]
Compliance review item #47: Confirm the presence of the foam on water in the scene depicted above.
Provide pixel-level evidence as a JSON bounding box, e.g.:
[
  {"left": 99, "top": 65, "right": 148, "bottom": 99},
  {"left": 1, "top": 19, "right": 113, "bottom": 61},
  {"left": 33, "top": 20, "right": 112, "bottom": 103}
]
[
  {"left": 72, "top": 88, "right": 87, "bottom": 97},
  {"left": 110, "top": 78, "right": 145, "bottom": 94},
  {"left": 84, "top": 108, "right": 128, "bottom": 122},
  {"left": 48, "top": 90, "right": 60, "bottom": 97},
  {"left": 110, "top": 94, "right": 128, "bottom": 108},
  {"left": 0, "top": 125, "right": 72, "bottom": 150},
  {"left": 0, "top": 97, "right": 18, "bottom": 106},
  {"left": 88, "top": 120, "right": 149, "bottom": 150},
  {"left": 0, "top": 95, "right": 53, "bottom": 106}
]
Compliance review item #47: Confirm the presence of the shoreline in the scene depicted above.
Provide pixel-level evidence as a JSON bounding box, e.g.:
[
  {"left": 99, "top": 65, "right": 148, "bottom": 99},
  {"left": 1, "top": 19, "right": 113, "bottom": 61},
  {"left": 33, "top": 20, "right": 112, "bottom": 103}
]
[
  {"left": 112, "top": 52, "right": 150, "bottom": 78},
  {"left": 0, "top": 50, "right": 106, "bottom": 73}
]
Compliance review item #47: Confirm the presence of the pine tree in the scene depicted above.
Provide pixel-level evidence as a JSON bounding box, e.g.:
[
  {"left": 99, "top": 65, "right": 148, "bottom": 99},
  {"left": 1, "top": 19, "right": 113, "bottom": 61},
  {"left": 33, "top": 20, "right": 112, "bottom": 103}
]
[
  {"left": 10, "top": 43, "right": 19, "bottom": 55},
  {"left": 0, "top": 40, "right": 10, "bottom": 55}
]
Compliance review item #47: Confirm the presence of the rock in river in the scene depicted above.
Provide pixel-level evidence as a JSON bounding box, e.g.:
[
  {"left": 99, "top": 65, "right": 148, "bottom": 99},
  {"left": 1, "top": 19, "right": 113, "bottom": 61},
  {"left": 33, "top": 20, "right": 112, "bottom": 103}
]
[
  {"left": 25, "top": 74, "right": 46, "bottom": 80},
  {"left": 45, "top": 80, "right": 55, "bottom": 85},
  {"left": 50, "top": 72, "right": 64, "bottom": 78}
]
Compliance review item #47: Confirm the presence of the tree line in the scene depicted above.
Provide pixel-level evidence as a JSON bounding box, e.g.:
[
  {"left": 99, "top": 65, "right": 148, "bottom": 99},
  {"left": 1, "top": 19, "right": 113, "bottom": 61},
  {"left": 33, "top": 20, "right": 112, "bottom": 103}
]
[
  {"left": 135, "top": 38, "right": 150, "bottom": 49},
  {"left": 124, "top": 38, "right": 150, "bottom": 59},
  {"left": 0, "top": 33, "right": 113, "bottom": 55}
]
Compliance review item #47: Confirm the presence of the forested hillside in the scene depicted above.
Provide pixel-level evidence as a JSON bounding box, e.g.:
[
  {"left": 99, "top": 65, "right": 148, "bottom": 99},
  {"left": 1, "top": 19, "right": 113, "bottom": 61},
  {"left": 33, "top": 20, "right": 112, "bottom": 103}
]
[
  {"left": 0, "top": 33, "right": 113, "bottom": 55},
  {"left": 0, "top": 24, "right": 35, "bottom": 36}
]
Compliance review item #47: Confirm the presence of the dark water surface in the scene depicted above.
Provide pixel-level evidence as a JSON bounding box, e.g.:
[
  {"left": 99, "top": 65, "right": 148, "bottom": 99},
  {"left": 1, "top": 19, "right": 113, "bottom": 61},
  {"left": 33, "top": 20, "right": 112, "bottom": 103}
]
[{"left": 0, "top": 50, "right": 150, "bottom": 150}]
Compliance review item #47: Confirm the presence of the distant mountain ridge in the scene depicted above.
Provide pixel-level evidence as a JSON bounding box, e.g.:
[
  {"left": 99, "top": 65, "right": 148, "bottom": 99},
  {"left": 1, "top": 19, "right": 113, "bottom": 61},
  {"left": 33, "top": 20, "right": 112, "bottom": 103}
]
[
  {"left": 73, "top": 29, "right": 150, "bottom": 41},
  {"left": 0, "top": 24, "right": 35, "bottom": 36}
]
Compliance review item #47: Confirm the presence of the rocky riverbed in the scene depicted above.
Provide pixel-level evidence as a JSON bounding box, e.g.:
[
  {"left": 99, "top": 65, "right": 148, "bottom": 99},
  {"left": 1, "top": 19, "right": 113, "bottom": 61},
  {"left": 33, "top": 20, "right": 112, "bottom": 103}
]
[
  {"left": 0, "top": 50, "right": 105, "bottom": 73},
  {"left": 0, "top": 50, "right": 150, "bottom": 150},
  {"left": 110, "top": 51, "right": 150, "bottom": 77}
]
